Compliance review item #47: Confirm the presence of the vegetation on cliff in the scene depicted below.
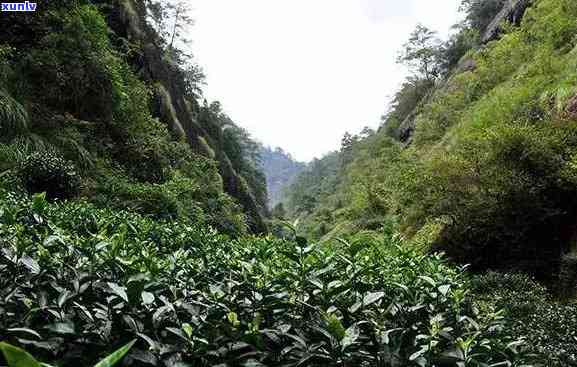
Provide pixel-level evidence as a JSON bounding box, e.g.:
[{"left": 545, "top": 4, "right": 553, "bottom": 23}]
[
  {"left": 287, "top": 0, "right": 577, "bottom": 282},
  {"left": 0, "top": 0, "right": 268, "bottom": 236}
]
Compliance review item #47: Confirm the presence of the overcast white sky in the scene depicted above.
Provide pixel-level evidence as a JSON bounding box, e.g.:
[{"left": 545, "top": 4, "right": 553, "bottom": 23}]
[{"left": 188, "top": 0, "right": 463, "bottom": 162}]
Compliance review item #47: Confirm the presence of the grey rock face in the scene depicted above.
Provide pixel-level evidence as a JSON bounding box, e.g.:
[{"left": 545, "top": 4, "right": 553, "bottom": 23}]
[{"left": 482, "top": 0, "right": 533, "bottom": 43}]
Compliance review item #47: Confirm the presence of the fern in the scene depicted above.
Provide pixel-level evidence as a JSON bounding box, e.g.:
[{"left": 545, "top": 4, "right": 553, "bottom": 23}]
[
  {"left": 0, "top": 134, "right": 54, "bottom": 174},
  {"left": 13, "top": 133, "right": 51, "bottom": 153},
  {"left": 0, "top": 89, "right": 28, "bottom": 132},
  {"left": 53, "top": 135, "right": 95, "bottom": 170}
]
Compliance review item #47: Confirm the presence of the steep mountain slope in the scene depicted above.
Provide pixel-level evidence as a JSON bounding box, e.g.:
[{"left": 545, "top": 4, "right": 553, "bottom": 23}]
[
  {"left": 109, "top": 0, "right": 268, "bottom": 233},
  {"left": 0, "top": 0, "right": 267, "bottom": 234},
  {"left": 286, "top": 0, "right": 577, "bottom": 284}
]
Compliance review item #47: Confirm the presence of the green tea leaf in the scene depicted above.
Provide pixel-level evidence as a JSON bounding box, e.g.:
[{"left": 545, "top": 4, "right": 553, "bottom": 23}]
[
  {"left": 108, "top": 282, "right": 128, "bottom": 302},
  {"left": 325, "top": 314, "right": 346, "bottom": 341},
  {"left": 227, "top": 311, "right": 240, "bottom": 327},
  {"left": 20, "top": 256, "right": 40, "bottom": 274},
  {"left": 94, "top": 339, "right": 136, "bottom": 367},
  {"left": 6, "top": 328, "right": 42, "bottom": 340},
  {"left": 47, "top": 322, "right": 75, "bottom": 335},
  {"left": 0, "top": 342, "right": 42, "bottom": 367},
  {"left": 182, "top": 323, "right": 193, "bottom": 339},
  {"left": 341, "top": 324, "right": 360, "bottom": 349},
  {"left": 418, "top": 276, "right": 436, "bottom": 287},
  {"left": 363, "top": 291, "right": 385, "bottom": 307},
  {"left": 141, "top": 291, "right": 155, "bottom": 305}
]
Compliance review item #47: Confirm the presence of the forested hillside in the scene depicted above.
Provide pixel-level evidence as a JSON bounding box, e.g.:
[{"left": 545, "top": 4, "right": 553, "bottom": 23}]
[
  {"left": 286, "top": 0, "right": 577, "bottom": 283},
  {"left": 2, "top": 0, "right": 577, "bottom": 366}
]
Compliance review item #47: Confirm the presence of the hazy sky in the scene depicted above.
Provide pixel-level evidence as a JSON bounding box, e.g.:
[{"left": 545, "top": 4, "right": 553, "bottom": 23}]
[{"left": 189, "top": 0, "right": 463, "bottom": 162}]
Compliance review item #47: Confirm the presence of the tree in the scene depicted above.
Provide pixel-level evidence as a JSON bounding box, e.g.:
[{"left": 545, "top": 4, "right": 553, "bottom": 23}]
[
  {"left": 340, "top": 132, "right": 358, "bottom": 168},
  {"left": 145, "top": 0, "right": 205, "bottom": 101},
  {"left": 359, "top": 126, "right": 375, "bottom": 139},
  {"left": 390, "top": 77, "right": 433, "bottom": 121},
  {"left": 397, "top": 24, "right": 443, "bottom": 82},
  {"left": 166, "top": 1, "right": 191, "bottom": 50},
  {"left": 146, "top": 0, "right": 193, "bottom": 48},
  {"left": 440, "top": 24, "right": 480, "bottom": 73},
  {"left": 198, "top": 101, "right": 269, "bottom": 212},
  {"left": 381, "top": 76, "right": 435, "bottom": 139},
  {"left": 182, "top": 63, "right": 206, "bottom": 100},
  {"left": 145, "top": 0, "right": 196, "bottom": 64},
  {"left": 340, "top": 132, "right": 355, "bottom": 152}
]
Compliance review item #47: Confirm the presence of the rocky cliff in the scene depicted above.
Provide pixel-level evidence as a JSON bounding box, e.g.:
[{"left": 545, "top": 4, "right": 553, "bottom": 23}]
[
  {"left": 481, "top": 0, "right": 534, "bottom": 43},
  {"left": 396, "top": 0, "right": 534, "bottom": 144},
  {"left": 108, "top": 0, "right": 267, "bottom": 233}
]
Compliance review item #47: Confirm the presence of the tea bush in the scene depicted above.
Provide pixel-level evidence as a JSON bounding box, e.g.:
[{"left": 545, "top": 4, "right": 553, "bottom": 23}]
[
  {"left": 92, "top": 171, "right": 248, "bottom": 236},
  {"left": 0, "top": 191, "right": 526, "bottom": 366},
  {"left": 18, "top": 151, "right": 81, "bottom": 200}
]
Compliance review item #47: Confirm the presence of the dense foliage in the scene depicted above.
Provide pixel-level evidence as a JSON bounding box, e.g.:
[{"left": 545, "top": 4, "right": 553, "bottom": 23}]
[
  {"left": 472, "top": 272, "right": 577, "bottom": 366},
  {"left": 286, "top": 0, "right": 577, "bottom": 283},
  {"left": 18, "top": 151, "right": 82, "bottom": 200},
  {"left": 3, "top": 1, "right": 577, "bottom": 366},
  {"left": 0, "top": 191, "right": 528, "bottom": 366},
  {"left": 0, "top": 0, "right": 267, "bottom": 236}
]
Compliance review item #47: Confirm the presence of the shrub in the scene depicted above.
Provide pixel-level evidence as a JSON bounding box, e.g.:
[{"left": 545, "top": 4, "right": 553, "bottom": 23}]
[
  {"left": 0, "top": 192, "right": 527, "bottom": 366},
  {"left": 472, "top": 271, "right": 577, "bottom": 366},
  {"left": 117, "top": 137, "right": 172, "bottom": 184},
  {"left": 92, "top": 170, "right": 248, "bottom": 236},
  {"left": 21, "top": 5, "right": 116, "bottom": 121},
  {"left": 409, "top": 123, "right": 577, "bottom": 279},
  {"left": 17, "top": 151, "right": 81, "bottom": 200},
  {"left": 397, "top": 0, "right": 577, "bottom": 276}
]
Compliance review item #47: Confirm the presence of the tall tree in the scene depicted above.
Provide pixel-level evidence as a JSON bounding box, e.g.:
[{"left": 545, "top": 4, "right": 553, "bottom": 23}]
[
  {"left": 397, "top": 24, "right": 443, "bottom": 82},
  {"left": 145, "top": 0, "right": 196, "bottom": 63},
  {"left": 145, "top": 0, "right": 205, "bottom": 98},
  {"left": 340, "top": 131, "right": 358, "bottom": 168}
]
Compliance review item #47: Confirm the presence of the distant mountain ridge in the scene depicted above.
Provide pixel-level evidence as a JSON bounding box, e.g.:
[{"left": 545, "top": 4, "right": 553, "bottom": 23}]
[{"left": 260, "top": 147, "right": 306, "bottom": 208}]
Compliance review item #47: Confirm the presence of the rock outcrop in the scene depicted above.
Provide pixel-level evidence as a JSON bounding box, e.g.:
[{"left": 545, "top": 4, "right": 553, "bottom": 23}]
[
  {"left": 397, "top": 110, "right": 417, "bottom": 144},
  {"left": 108, "top": 0, "right": 267, "bottom": 233},
  {"left": 481, "top": 0, "right": 533, "bottom": 43},
  {"left": 396, "top": 0, "right": 533, "bottom": 144}
]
